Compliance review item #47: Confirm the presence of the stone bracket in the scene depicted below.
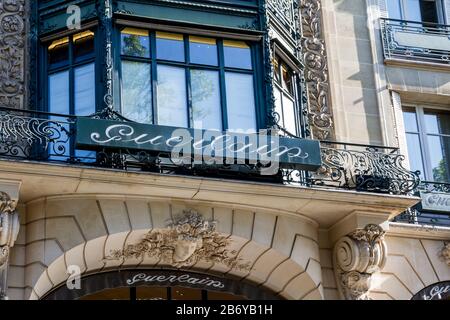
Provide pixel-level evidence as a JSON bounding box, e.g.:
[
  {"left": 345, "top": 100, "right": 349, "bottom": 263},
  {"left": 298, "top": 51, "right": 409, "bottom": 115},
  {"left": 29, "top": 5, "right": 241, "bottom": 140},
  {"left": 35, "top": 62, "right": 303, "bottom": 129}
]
[{"left": 333, "top": 224, "right": 387, "bottom": 300}]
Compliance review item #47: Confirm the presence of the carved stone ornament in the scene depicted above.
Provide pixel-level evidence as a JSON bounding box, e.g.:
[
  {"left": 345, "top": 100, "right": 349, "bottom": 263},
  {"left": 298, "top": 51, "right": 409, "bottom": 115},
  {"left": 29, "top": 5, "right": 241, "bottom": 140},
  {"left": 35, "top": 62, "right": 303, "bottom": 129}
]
[
  {"left": 300, "top": 0, "right": 333, "bottom": 140},
  {"left": 439, "top": 242, "right": 450, "bottom": 267},
  {"left": 0, "top": 0, "right": 25, "bottom": 109},
  {"left": 0, "top": 191, "right": 20, "bottom": 300},
  {"left": 333, "top": 224, "right": 387, "bottom": 300},
  {"left": 105, "top": 210, "right": 251, "bottom": 271}
]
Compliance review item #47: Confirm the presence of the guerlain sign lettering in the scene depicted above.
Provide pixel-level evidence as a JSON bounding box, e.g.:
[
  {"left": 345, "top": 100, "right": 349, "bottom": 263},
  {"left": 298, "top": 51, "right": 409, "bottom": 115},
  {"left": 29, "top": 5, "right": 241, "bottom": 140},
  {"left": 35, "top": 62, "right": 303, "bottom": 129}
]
[
  {"left": 76, "top": 118, "right": 322, "bottom": 172},
  {"left": 412, "top": 281, "right": 450, "bottom": 300},
  {"left": 126, "top": 273, "right": 225, "bottom": 289},
  {"left": 420, "top": 191, "right": 450, "bottom": 213}
]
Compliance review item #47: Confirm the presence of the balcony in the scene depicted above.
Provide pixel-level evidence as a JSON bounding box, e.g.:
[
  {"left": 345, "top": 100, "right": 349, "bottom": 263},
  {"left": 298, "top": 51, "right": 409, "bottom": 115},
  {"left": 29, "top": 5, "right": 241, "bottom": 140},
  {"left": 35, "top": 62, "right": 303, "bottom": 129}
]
[
  {"left": 0, "top": 106, "right": 420, "bottom": 197},
  {"left": 394, "top": 181, "right": 450, "bottom": 227},
  {"left": 380, "top": 18, "right": 450, "bottom": 67}
]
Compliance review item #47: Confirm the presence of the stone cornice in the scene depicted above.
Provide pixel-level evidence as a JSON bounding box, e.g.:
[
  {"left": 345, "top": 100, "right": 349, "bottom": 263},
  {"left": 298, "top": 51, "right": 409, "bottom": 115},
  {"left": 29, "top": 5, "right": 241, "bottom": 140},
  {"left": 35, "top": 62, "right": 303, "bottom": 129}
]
[{"left": 387, "top": 222, "right": 450, "bottom": 241}]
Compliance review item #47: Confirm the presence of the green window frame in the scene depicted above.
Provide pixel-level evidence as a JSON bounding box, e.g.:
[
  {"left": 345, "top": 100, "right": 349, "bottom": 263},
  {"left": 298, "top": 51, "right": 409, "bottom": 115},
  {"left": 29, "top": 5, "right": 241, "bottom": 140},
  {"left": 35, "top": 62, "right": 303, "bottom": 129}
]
[{"left": 118, "top": 27, "right": 260, "bottom": 133}]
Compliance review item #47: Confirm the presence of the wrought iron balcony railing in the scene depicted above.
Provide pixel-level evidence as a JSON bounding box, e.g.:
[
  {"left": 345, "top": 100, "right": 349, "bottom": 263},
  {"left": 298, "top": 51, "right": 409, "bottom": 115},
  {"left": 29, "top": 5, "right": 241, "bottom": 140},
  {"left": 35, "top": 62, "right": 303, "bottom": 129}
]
[
  {"left": 0, "top": 107, "right": 419, "bottom": 196},
  {"left": 393, "top": 181, "right": 450, "bottom": 227},
  {"left": 380, "top": 18, "right": 450, "bottom": 65}
]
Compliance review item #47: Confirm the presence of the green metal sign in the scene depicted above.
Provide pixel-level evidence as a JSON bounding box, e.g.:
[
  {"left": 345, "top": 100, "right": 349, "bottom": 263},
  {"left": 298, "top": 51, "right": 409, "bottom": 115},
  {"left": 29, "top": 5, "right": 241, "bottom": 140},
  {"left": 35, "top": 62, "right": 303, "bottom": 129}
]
[{"left": 76, "top": 118, "right": 322, "bottom": 171}]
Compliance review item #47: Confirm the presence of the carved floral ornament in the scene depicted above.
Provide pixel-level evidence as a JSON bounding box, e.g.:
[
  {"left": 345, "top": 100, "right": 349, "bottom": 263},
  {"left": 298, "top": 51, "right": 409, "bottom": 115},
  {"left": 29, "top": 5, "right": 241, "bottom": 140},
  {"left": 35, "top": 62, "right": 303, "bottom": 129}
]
[
  {"left": 105, "top": 210, "right": 251, "bottom": 271},
  {"left": 333, "top": 224, "right": 387, "bottom": 300},
  {"left": 440, "top": 242, "right": 450, "bottom": 267}
]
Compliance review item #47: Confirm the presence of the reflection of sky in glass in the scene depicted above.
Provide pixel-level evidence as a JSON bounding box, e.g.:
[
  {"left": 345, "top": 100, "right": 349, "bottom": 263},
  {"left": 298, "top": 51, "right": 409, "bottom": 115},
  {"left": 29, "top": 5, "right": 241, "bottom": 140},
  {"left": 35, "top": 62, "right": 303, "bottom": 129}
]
[
  {"left": 225, "top": 72, "right": 256, "bottom": 132},
  {"left": 122, "top": 61, "right": 152, "bottom": 124},
  {"left": 406, "top": 133, "right": 425, "bottom": 179},
  {"left": 156, "top": 38, "right": 184, "bottom": 62},
  {"left": 191, "top": 69, "right": 222, "bottom": 131},
  {"left": 403, "top": 111, "right": 418, "bottom": 132},
  {"left": 157, "top": 65, "right": 187, "bottom": 127},
  {"left": 190, "top": 40, "right": 218, "bottom": 66},
  {"left": 224, "top": 46, "right": 252, "bottom": 70},
  {"left": 427, "top": 135, "right": 450, "bottom": 182},
  {"left": 404, "top": 0, "right": 422, "bottom": 22},
  {"left": 424, "top": 111, "right": 450, "bottom": 135}
]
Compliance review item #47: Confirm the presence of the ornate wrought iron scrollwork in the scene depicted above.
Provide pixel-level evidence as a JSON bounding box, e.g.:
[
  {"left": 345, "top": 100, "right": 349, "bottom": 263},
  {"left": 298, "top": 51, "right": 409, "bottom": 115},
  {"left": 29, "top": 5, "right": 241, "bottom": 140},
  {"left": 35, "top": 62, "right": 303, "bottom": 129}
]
[
  {"left": 0, "top": 111, "right": 73, "bottom": 158},
  {"left": 308, "top": 144, "right": 420, "bottom": 194}
]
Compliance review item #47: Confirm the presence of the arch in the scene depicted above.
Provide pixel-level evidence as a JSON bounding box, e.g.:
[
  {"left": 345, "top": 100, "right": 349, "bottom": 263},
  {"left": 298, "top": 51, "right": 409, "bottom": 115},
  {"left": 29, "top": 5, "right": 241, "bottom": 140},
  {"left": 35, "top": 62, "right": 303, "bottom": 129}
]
[{"left": 29, "top": 233, "right": 322, "bottom": 300}]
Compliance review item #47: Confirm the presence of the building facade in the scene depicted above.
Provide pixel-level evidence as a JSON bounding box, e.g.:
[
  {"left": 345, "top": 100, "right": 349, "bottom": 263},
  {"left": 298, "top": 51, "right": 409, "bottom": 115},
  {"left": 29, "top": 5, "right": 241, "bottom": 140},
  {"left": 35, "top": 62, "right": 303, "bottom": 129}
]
[{"left": 0, "top": 0, "right": 449, "bottom": 300}]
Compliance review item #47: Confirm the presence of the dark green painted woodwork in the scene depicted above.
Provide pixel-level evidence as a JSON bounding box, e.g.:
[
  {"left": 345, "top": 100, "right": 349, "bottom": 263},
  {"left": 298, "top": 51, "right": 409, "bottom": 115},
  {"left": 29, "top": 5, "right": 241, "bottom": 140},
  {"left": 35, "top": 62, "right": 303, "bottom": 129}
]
[{"left": 76, "top": 118, "right": 322, "bottom": 171}]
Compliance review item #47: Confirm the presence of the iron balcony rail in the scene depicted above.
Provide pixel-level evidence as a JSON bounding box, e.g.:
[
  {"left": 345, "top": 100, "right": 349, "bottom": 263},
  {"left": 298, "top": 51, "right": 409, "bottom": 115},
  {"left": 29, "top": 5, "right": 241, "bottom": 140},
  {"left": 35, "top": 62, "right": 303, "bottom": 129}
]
[
  {"left": 0, "top": 106, "right": 419, "bottom": 195},
  {"left": 393, "top": 181, "right": 450, "bottom": 227},
  {"left": 380, "top": 18, "right": 450, "bottom": 65}
]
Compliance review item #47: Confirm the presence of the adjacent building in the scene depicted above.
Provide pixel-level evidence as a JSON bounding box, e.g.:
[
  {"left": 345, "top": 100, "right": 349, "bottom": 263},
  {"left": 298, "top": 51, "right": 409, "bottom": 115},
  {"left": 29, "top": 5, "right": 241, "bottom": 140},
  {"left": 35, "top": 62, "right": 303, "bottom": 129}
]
[{"left": 0, "top": 0, "right": 449, "bottom": 300}]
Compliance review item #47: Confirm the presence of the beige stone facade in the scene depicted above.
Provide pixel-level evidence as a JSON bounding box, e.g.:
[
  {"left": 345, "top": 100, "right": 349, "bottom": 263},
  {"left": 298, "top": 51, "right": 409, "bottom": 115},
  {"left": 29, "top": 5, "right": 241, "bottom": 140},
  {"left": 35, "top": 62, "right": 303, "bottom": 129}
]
[{"left": 0, "top": 0, "right": 449, "bottom": 300}]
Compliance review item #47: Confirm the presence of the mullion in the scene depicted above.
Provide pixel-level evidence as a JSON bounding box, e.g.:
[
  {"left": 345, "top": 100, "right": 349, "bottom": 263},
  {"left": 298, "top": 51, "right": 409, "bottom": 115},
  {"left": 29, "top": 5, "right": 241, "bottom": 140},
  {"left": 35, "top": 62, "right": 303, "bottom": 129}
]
[
  {"left": 184, "top": 34, "right": 193, "bottom": 128},
  {"left": 217, "top": 39, "right": 228, "bottom": 131}
]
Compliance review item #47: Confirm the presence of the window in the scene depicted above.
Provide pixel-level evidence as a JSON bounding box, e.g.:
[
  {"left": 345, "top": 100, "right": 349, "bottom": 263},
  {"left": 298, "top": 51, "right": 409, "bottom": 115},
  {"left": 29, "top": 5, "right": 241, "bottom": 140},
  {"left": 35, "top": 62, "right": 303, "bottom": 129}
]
[
  {"left": 387, "top": 0, "right": 445, "bottom": 23},
  {"left": 46, "top": 30, "right": 96, "bottom": 160},
  {"left": 402, "top": 106, "right": 450, "bottom": 182},
  {"left": 120, "top": 28, "right": 257, "bottom": 132},
  {"left": 273, "top": 55, "right": 299, "bottom": 136}
]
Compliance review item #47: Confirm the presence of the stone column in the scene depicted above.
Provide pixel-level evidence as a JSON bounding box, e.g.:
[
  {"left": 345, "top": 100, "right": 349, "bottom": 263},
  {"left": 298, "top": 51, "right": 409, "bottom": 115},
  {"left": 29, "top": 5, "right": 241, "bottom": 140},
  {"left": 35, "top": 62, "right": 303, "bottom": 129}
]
[{"left": 333, "top": 224, "right": 387, "bottom": 300}]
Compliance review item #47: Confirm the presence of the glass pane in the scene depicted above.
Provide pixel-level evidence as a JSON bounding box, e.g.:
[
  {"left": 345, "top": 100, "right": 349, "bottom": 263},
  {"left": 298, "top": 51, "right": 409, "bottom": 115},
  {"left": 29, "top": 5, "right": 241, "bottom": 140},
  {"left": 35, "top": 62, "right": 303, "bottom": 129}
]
[
  {"left": 420, "top": 0, "right": 439, "bottom": 23},
  {"left": 224, "top": 40, "right": 252, "bottom": 70},
  {"left": 74, "top": 63, "right": 95, "bottom": 116},
  {"left": 189, "top": 36, "right": 218, "bottom": 66},
  {"left": 49, "top": 71, "right": 69, "bottom": 114},
  {"left": 427, "top": 135, "right": 450, "bottom": 182},
  {"left": 156, "top": 32, "right": 184, "bottom": 62},
  {"left": 405, "top": 0, "right": 422, "bottom": 22},
  {"left": 424, "top": 109, "right": 450, "bottom": 135},
  {"left": 406, "top": 133, "right": 425, "bottom": 179},
  {"left": 387, "top": 0, "right": 402, "bottom": 19},
  {"left": 48, "top": 37, "right": 69, "bottom": 68},
  {"left": 74, "top": 30, "right": 95, "bottom": 61},
  {"left": 191, "top": 69, "right": 222, "bottom": 131},
  {"left": 274, "top": 86, "right": 283, "bottom": 127},
  {"left": 225, "top": 72, "right": 256, "bottom": 132},
  {"left": 75, "top": 63, "right": 96, "bottom": 161},
  {"left": 49, "top": 71, "right": 70, "bottom": 159},
  {"left": 171, "top": 287, "right": 202, "bottom": 300},
  {"left": 157, "top": 65, "right": 188, "bottom": 127},
  {"left": 402, "top": 108, "right": 418, "bottom": 132},
  {"left": 121, "top": 61, "right": 152, "bottom": 123},
  {"left": 282, "top": 95, "right": 297, "bottom": 135},
  {"left": 79, "top": 288, "right": 130, "bottom": 300},
  {"left": 121, "top": 28, "right": 150, "bottom": 58},
  {"left": 136, "top": 287, "right": 167, "bottom": 301},
  {"left": 281, "top": 63, "right": 294, "bottom": 95},
  {"left": 273, "top": 57, "right": 281, "bottom": 84}
]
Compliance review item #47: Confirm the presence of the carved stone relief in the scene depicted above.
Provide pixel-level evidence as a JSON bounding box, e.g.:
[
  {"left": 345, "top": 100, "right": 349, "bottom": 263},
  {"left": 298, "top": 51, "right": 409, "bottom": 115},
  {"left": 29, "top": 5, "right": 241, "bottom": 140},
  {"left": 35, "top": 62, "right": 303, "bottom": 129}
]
[
  {"left": 0, "top": 0, "right": 25, "bottom": 109},
  {"left": 333, "top": 224, "right": 387, "bottom": 300},
  {"left": 300, "top": 0, "right": 333, "bottom": 140},
  {"left": 440, "top": 242, "right": 450, "bottom": 267},
  {"left": 106, "top": 210, "right": 251, "bottom": 271},
  {"left": 0, "top": 191, "right": 20, "bottom": 300}
]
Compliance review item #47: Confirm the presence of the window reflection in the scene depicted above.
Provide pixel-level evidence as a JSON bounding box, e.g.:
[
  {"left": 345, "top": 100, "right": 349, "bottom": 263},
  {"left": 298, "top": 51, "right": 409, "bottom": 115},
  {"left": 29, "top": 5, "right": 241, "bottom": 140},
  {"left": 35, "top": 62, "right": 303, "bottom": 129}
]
[
  {"left": 74, "top": 30, "right": 95, "bottom": 61},
  {"left": 189, "top": 36, "right": 218, "bottom": 66},
  {"left": 225, "top": 72, "right": 256, "bottom": 132},
  {"left": 191, "top": 69, "right": 222, "bottom": 130},
  {"left": 157, "top": 65, "right": 188, "bottom": 127},
  {"left": 156, "top": 32, "right": 184, "bottom": 62},
  {"left": 224, "top": 40, "right": 252, "bottom": 70},
  {"left": 121, "top": 61, "right": 152, "bottom": 123},
  {"left": 48, "top": 37, "right": 69, "bottom": 68},
  {"left": 121, "top": 28, "right": 150, "bottom": 58}
]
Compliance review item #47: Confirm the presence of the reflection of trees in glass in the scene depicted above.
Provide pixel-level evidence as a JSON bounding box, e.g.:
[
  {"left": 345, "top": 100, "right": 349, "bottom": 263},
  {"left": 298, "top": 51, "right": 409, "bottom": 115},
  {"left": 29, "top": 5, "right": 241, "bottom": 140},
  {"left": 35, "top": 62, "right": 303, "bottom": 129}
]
[
  {"left": 157, "top": 66, "right": 186, "bottom": 126},
  {"left": 122, "top": 61, "right": 152, "bottom": 123},
  {"left": 433, "top": 158, "right": 449, "bottom": 182},
  {"left": 191, "top": 70, "right": 215, "bottom": 121},
  {"left": 122, "top": 35, "right": 148, "bottom": 57}
]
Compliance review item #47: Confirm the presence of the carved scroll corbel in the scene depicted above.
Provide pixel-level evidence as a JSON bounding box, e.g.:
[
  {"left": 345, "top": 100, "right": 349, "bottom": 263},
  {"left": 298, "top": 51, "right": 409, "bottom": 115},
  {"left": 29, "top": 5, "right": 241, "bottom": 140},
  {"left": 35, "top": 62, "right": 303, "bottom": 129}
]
[
  {"left": 333, "top": 224, "right": 387, "bottom": 300},
  {"left": 0, "top": 191, "right": 20, "bottom": 300}
]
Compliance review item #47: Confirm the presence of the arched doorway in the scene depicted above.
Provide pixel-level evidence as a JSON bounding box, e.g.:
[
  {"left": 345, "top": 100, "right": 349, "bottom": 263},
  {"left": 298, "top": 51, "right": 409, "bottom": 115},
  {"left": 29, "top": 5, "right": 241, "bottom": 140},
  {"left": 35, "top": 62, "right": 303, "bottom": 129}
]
[{"left": 42, "top": 270, "right": 281, "bottom": 300}]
